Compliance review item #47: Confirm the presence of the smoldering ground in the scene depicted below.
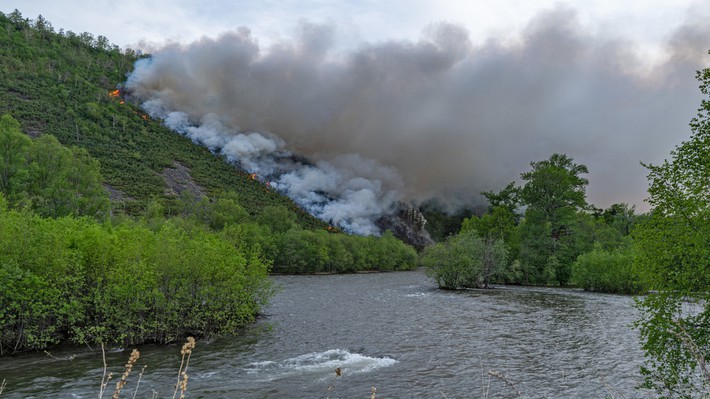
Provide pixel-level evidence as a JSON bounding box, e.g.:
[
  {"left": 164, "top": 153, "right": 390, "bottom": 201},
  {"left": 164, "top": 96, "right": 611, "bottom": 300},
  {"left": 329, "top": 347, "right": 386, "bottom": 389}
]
[{"left": 125, "top": 5, "right": 709, "bottom": 234}]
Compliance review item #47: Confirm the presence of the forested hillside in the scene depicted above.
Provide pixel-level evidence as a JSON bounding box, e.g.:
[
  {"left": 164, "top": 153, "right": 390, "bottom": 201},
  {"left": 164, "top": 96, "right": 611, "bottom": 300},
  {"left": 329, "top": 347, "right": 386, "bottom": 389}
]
[{"left": 0, "top": 10, "right": 324, "bottom": 227}]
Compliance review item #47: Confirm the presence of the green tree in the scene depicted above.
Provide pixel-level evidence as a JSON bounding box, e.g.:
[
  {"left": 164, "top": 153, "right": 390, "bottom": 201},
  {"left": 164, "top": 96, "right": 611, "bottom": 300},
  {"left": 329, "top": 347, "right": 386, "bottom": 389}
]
[
  {"left": 482, "top": 182, "right": 520, "bottom": 219},
  {"left": 259, "top": 205, "right": 297, "bottom": 234},
  {"left": 601, "top": 203, "right": 637, "bottom": 236},
  {"left": 422, "top": 230, "right": 507, "bottom": 289},
  {"left": 633, "top": 55, "right": 710, "bottom": 397},
  {"left": 571, "top": 244, "right": 643, "bottom": 294},
  {"left": 461, "top": 206, "right": 517, "bottom": 243},
  {"left": 27, "top": 137, "right": 109, "bottom": 219},
  {"left": 0, "top": 114, "right": 31, "bottom": 200},
  {"left": 517, "top": 153, "right": 589, "bottom": 284}
]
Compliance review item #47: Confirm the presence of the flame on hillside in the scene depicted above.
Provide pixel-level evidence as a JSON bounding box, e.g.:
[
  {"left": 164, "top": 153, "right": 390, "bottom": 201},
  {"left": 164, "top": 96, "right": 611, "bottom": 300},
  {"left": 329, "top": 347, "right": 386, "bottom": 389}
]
[{"left": 109, "top": 89, "right": 120, "bottom": 97}]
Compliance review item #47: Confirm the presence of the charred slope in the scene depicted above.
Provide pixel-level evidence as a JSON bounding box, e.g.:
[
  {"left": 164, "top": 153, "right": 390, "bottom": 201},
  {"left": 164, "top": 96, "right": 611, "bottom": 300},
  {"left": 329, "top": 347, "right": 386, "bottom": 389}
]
[{"left": 377, "top": 203, "right": 434, "bottom": 251}]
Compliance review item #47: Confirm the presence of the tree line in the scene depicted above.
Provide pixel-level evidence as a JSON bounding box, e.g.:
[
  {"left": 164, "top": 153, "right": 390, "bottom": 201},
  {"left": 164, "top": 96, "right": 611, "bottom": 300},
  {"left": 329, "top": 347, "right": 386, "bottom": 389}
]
[{"left": 422, "top": 152, "right": 644, "bottom": 293}]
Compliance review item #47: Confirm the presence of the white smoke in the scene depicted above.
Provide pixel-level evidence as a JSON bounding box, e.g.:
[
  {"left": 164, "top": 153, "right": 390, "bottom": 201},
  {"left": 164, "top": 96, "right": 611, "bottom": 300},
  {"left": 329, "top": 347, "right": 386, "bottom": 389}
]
[
  {"left": 125, "top": 5, "right": 710, "bottom": 232},
  {"left": 137, "top": 98, "right": 401, "bottom": 235}
]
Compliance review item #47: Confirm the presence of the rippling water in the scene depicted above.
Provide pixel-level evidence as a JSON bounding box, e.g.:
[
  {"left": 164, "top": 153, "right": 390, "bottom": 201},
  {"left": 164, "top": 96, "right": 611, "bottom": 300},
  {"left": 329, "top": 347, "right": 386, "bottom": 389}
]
[{"left": 0, "top": 270, "right": 650, "bottom": 398}]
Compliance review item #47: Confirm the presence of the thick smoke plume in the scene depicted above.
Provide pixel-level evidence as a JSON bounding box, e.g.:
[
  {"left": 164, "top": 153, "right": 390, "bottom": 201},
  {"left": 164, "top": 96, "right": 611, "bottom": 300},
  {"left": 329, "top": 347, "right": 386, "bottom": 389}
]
[{"left": 126, "top": 5, "right": 709, "bottom": 233}]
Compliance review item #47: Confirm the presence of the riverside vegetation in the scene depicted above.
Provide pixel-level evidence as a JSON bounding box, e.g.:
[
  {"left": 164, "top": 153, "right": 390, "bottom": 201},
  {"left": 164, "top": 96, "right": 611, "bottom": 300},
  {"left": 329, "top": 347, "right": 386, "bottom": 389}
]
[{"left": 1, "top": 10, "right": 708, "bottom": 398}]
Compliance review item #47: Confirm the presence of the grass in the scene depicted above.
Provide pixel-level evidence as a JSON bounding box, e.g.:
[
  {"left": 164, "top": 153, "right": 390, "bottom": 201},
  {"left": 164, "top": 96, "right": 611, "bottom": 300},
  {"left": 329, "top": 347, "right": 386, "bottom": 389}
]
[{"left": 97, "top": 337, "right": 196, "bottom": 399}]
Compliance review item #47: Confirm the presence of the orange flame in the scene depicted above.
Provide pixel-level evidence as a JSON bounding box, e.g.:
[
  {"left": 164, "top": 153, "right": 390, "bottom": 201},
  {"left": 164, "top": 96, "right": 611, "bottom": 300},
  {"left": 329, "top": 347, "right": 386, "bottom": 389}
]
[
  {"left": 109, "top": 89, "right": 120, "bottom": 97},
  {"left": 249, "top": 173, "right": 257, "bottom": 180}
]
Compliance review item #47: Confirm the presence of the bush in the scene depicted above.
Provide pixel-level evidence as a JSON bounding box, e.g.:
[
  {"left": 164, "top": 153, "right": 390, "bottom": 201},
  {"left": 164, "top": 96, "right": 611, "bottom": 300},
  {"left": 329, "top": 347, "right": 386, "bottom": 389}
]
[
  {"left": 571, "top": 245, "right": 644, "bottom": 294},
  {"left": 271, "top": 228, "right": 417, "bottom": 274},
  {"left": 421, "top": 230, "right": 507, "bottom": 290},
  {"left": 0, "top": 205, "right": 273, "bottom": 354}
]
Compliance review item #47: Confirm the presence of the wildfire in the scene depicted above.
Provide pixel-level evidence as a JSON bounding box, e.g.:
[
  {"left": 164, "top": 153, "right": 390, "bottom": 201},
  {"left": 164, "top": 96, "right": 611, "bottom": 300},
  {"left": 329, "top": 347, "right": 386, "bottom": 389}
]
[
  {"left": 108, "top": 86, "right": 151, "bottom": 122},
  {"left": 249, "top": 173, "right": 257, "bottom": 180}
]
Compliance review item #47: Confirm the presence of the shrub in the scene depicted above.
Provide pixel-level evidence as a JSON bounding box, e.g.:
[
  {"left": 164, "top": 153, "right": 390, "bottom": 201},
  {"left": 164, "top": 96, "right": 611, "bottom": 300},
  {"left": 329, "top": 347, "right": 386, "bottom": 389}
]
[
  {"left": 0, "top": 206, "right": 273, "bottom": 354},
  {"left": 571, "top": 245, "right": 644, "bottom": 294},
  {"left": 421, "top": 230, "right": 507, "bottom": 290}
]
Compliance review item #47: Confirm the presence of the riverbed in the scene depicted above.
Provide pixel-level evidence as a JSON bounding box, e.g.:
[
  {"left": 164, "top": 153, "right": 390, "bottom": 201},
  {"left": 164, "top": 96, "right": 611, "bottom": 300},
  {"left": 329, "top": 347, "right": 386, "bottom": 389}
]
[{"left": 0, "top": 270, "right": 649, "bottom": 398}]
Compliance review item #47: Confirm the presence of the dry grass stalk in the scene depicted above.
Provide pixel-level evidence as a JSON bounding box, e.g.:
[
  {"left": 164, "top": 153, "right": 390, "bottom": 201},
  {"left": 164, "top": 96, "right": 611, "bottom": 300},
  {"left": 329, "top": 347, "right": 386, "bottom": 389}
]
[
  {"left": 112, "top": 349, "right": 140, "bottom": 399},
  {"left": 131, "top": 365, "right": 148, "bottom": 399},
  {"left": 370, "top": 386, "right": 376, "bottom": 399},
  {"left": 0, "top": 378, "right": 6, "bottom": 396},
  {"left": 178, "top": 372, "right": 189, "bottom": 399},
  {"left": 172, "top": 337, "right": 196, "bottom": 399},
  {"left": 98, "top": 344, "right": 113, "bottom": 399}
]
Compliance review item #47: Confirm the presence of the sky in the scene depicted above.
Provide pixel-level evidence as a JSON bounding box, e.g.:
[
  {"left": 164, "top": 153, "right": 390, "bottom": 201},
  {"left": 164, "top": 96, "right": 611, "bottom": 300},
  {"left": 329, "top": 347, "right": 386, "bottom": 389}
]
[
  {"left": 5, "top": 1, "right": 710, "bottom": 219},
  {"left": 6, "top": 1, "right": 701, "bottom": 56}
]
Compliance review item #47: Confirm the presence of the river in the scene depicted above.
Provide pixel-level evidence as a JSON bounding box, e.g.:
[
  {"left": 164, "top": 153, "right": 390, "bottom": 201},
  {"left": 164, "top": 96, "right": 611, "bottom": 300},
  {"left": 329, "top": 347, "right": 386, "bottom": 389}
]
[{"left": 0, "top": 270, "right": 649, "bottom": 398}]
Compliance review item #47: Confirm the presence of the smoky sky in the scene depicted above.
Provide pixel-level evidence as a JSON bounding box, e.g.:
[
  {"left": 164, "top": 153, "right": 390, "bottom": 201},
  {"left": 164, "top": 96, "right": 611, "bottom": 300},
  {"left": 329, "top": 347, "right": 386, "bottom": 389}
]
[{"left": 126, "top": 5, "right": 709, "bottom": 215}]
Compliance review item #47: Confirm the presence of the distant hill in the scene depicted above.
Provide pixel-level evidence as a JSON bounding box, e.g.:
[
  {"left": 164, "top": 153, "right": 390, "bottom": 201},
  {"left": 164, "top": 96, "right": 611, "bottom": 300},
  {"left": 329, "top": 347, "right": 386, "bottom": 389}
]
[{"left": 0, "top": 10, "right": 326, "bottom": 229}]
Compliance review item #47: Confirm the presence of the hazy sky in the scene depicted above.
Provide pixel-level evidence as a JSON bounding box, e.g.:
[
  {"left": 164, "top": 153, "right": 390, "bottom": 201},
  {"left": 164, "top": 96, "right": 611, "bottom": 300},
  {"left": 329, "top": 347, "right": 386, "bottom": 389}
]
[
  {"left": 6, "top": 1, "right": 702, "bottom": 55},
  {"left": 5, "top": 1, "right": 710, "bottom": 213}
]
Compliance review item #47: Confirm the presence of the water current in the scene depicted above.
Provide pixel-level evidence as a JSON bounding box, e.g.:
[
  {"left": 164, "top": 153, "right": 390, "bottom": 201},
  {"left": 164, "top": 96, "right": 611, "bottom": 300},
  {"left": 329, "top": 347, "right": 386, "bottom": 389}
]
[{"left": 0, "top": 270, "right": 650, "bottom": 398}]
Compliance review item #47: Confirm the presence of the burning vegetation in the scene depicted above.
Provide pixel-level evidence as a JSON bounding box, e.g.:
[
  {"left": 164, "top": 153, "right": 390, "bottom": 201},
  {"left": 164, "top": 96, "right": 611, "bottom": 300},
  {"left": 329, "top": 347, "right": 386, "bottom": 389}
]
[{"left": 108, "top": 85, "right": 149, "bottom": 120}]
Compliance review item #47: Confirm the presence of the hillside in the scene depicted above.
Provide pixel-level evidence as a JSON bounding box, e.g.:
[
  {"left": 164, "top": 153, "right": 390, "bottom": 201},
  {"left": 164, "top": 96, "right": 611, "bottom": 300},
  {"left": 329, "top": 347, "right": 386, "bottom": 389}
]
[{"left": 0, "top": 10, "right": 326, "bottom": 228}]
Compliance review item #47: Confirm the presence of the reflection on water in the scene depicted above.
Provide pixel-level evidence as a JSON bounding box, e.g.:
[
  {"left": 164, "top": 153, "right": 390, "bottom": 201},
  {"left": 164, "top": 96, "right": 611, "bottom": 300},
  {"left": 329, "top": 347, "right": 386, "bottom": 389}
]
[{"left": 0, "top": 270, "right": 649, "bottom": 398}]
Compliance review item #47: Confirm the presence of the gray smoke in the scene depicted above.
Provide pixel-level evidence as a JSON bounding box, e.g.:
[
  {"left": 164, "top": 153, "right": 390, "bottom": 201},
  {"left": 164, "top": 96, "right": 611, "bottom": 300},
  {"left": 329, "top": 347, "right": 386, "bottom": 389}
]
[{"left": 125, "top": 5, "right": 709, "bottom": 233}]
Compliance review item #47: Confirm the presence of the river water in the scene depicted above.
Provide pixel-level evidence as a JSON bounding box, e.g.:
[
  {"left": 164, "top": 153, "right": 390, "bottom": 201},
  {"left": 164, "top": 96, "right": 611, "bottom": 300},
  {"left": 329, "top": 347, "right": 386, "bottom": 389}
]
[{"left": 0, "top": 270, "right": 650, "bottom": 398}]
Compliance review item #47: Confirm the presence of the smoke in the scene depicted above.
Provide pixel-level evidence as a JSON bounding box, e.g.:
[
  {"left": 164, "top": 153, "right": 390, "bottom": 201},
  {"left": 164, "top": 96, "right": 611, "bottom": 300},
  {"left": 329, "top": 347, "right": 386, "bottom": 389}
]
[{"left": 125, "top": 5, "right": 710, "bottom": 233}]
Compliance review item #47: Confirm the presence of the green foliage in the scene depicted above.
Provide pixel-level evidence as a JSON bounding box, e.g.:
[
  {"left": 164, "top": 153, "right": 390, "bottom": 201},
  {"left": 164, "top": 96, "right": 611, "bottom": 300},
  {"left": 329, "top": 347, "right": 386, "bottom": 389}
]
[
  {"left": 0, "top": 206, "right": 273, "bottom": 354},
  {"left": 517, "top": 153, "right": 590, "bottom": 285},
  {"left": 461, "top": 206, "right": 516, "bottom": 242},
  {"left": 258, "top": 205, "right": 297, "bottom": 234},
  {"left": 519, "top": 153, "right": 589, "bottom": 217},
  {"left": 599, "top": 203, "right": 638, "bottom": 236},
  {"left": 272, "top": 228, "right": 417, "bottom": 274},
  {"left": 456, "top": 168, "right": 641, "bottom": 289},
  {"left": 634, "top": 294, "right": 710, "bottom": 398},
  {"left": 460, "top": 184, "right": 523, "bottom": 284},
  {"left": 570, "top": 244, "right": 644, "bottom": 294},
  {"left": 421, "top": 230, "right": 508, "bottom": 289},
  {"left": 0, "top": 113, "right": 110, "bottom": 218},
  {"left": 632, "top": 53, "right": 710, "bottom": 397},
  {"left": 0, "top": 114, "right": 31, "bottom": 199}
]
